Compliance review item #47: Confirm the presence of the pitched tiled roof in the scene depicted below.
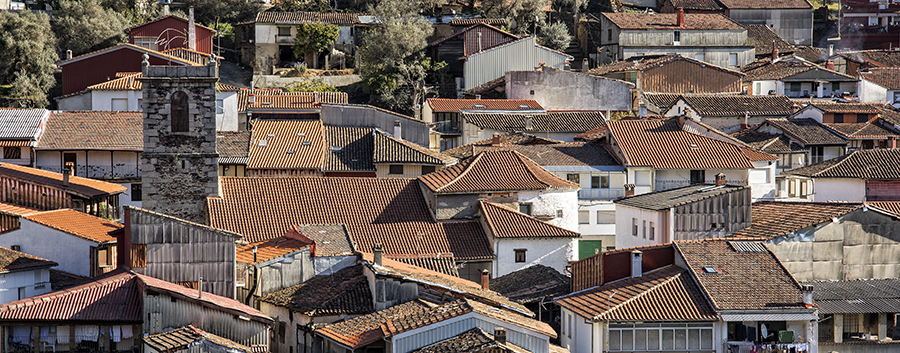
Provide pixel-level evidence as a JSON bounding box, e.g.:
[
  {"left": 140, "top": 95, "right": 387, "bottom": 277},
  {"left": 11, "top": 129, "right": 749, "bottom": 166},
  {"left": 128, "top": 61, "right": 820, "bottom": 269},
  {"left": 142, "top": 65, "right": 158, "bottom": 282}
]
[
  {"left": 418, "top": 150, "right": 580, "bottom": 194},
  {"left": 24, "top": 209, "right": 122, "bottom": 243},
  {"left": 443, "top": 132, "right": 560, "bottom": 159},
  {"left": 373, "top": 130, "right": 457, "bottom": 165},
  {"left": 805, "top": 101, "right": 881, "bottom": 114},
  {"left": 292, "top": 223, "right": 355, "bottom": 257},
  {"left": 602, "top": 13, "right": 744, "bottom": 30},
  {"left": 247, "top": 120, "right": 325, "bottom": 170},
  {"left": 870, "top": 201, "right": 900, "bottom": 218},
  {"left": 479, "top": 201, "right": 579, "bottom": 238},
  {"left": 427, "top": 23, "right": 519, "bottom": 56},
  {"left": 411, "top": 328, "right": 529, "bottom": 353},
  {"left": 49, "top": 269, "right": 89, "bottom": 291},
  {"left": 255, "top": 11, "right": 362, "bottom": 24},
  {"left": 57, "top": 43, "right": 199, "bottom": 67},
  {"left": 642, "top": 92, "right": 685, "bottom": 113},
  {"left": 716, "top": 0, "right": 811, "bottom": 9},
  {"left": 616, "top": 184, "right": 747, "bottom": 211},
  {"left": 665, "top": 0, "right": 722, "bottom": 10},
  {"left": 877, "top": 105, "right": 900, "bottom": 127},
  {"left": 143, "top": 326, "right": 252, "bottom": 353},
  {"left": 490, "top": 264, "right": 570, "bottom": 304},
  {"left": 0, "top": 163, "right": 126, "bottom": 197},
  {"left": 209, "top": 177, "right": 494, "bottom": 259},
  {"left": 825, "top": 120, "right": 900, "bottom": 140},
  {"left": 82, "top": 72, "right": 237, "bottom": 93},
  {"left": 0, "top": 270, "right": 142, "bottom": 322},
  {"left": 236, "top": 236, "right": 309, "bottom": 265},
  {"left": 763, "top": 118, "right": 847, "bottom": 145},
  {"left": 386, "top": 254, "right": 460, "bottom": 277},
  {"left": 0, "top": 246, "right": 57, "bottom": 273},
  {"left": 472, "top": 142, "right": 621, "bottom": 167},
  {"left": 792, "top": 46, "right": 828, "bottom": 63},
  {"left": 324, "top": 126, "right": 375, "bottom": 172},
  {"left": 427, "top": 99, "right": 542, "bottom": 112},
  {"left": 258, "top": 265, "right": 373, "bottom": 316},
  {"left": 728, "top": 201, "right": 861, "bottom": 240},
  {"left": 217, "top": 131, "right": 251, "bottom": 164},
  {"left": 463, "top": 76, "right": 506, "bottom": 96},
  {"left": 0, "top": 109, "right": 48, "bottom": 140},
  {"left": 37, "top": 111, "right": 143, "bottom": 151},
  {"left": 449, "top": 18, "right": 508, "bottom": 26},
  {"left": 238, "top": 90, "right": 347, "bottom": 113},
  {"left": 0, "top": 201, "right": 40, "bottom": 217},
  {"left": 675, "top": 240, "right": 805, "bottom": 310},
  {"left": 803, "top": 278, "right": 900, "bottom": 314},
  {"left": 588, "top": 54, "right": 742, "bottom": 77},
  {"left": 834, "top": 49, "right": 900, "bottom": 67},
  {"left": 679, "top": 94, "right": 795, "bottom": 117},
  {"left": 605, "top": 119, "right": 776, "bottom": 169},
  {"left": 742, "top": 57, "right": 856, "bottom": 81},
  {"left": 556, "top": 265, "right": 718, "bottom": 322},
  {"left": 249, "top": 94, "right": 320, "bottom": 110},
  {"left": 783, "top": 149, "right": 900, "bottom": 179},
  {"left": 462, "top": 111, "right": 605, "bottom": 133},
  {"left": 860, "top": 68, "right": 900, "bottom": 90},
  {"left": 730, "top": 131, "right": 801, "bottom": 153}
]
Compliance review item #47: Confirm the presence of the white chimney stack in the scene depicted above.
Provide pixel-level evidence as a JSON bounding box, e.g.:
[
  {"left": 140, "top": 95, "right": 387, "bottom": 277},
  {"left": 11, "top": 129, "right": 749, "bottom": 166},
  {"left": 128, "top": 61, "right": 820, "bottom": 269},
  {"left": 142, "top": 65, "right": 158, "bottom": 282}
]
[
  {"left": 188, "top": 7, "right": 197, "bottom": 51},
  {"left": 393, "top": 120, "right": 402, "bottom": 139},
  {"left": 631, "top": 250, "right": 643, "bottom": 278}
]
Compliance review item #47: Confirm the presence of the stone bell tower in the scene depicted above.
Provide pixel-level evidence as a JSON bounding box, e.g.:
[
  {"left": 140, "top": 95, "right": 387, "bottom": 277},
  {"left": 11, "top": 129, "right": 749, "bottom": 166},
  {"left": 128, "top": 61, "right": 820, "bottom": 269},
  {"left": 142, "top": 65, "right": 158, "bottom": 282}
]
[{"left": 138, "top": 54, "right": 219, "bottom": 225}]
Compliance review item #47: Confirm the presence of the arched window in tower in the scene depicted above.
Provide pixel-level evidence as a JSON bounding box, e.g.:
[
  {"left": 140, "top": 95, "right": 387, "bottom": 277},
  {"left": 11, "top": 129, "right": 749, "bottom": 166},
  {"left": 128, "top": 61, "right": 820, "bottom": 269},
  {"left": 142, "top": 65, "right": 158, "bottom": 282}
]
[{"left": 171, "top": 91, "right": 189, "bottom": 132}]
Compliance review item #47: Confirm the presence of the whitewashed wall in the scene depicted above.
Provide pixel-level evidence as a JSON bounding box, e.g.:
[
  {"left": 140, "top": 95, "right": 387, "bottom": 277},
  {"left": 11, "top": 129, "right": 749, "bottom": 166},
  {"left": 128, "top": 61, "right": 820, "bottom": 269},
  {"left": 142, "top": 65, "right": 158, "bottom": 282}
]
[
  {"left": 0, "top": 268, "right": 51, "bottom": 304},
  {"left": 517, "top": 190, "right": 579, "bottom": 231},
  {"left": 493, "top": 237, "right": 574, "bottom": 276},
  {"left": 0, "top": 220, "right": 99, "bottom": 277}
]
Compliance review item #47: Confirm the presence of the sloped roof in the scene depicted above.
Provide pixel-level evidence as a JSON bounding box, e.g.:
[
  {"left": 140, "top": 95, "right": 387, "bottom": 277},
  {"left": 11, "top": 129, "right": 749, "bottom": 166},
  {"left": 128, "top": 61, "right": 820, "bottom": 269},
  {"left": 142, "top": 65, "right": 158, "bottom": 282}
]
[
  {"left": 479, "top": 201, "right": 579, "bottom": 239},
  {"left": 237, "top": 90, "right": 348, "bottom": 113},
  {"left": 427, "top": 23, "right": 519, "bottom": 56},
  {"left": 716, "top": 0, "right": 812, "bottom": 9},
  {"left": 783, "top": 149, "right": 900, "bottom": 179},
  {"left": 742, "top": 57, "right": 856, "bottom": 81},
  {"left": 254, "top": 11, "right": 362, "bottom": 25},
  {"left": 728, "top": 201, "right": 862, "bottom": 240},
  {"left": 292, "top": 223, "right": 355, "bottom": 257},
  {"left": 665, "top": 0, "right": 722, "bottom": 10},
  {"left": 0, "top": 247, "right": 57, "bottom": 273},
  {"left": 870, "top": 201, "right": 900, "bottom": 218},
  {"left": 730, "top": 131, "right": 802, "bottom": 153},
  {"left": 125, "top": 15, "right": 216, "bottom": 33},
  {"left": 616, "top": 184, "right": 747, "bottom": 211},
  {"left": 805, "top": 101, "right": 881, "bottom": 114},
  {"left": 605, "top": 118, "right": 776, "bottom": 169},
  {"left": 679, "top": 94, "right": 795, "bottom": 117},
  {"left": 373, "top": 130, "right": 457, "bottom": 165},
  {"left": 834, "top": 49, "right": 900, "bottom": 67},
  {"left": 860, "top": 67, "right": 900, "bottom": 90},
  {"left": 247, "top": 120, "right": 325, "bottom": 170},
  {"left": 248, "top": 94, "right": 320, "bottom": 110},
  {"left": 417, "top": 150, "right": 580, "bottom": 194},
  {"left": 675, "top": 240, "right": 805, "bottom": 310},
  {"left": 258, "top": 264, "right": 373, "bottom": 316},
  {"left": 209, "top": 177, "right": 495, "bottom": 260},
  {"left": 411, "top": 328, "right": 529, "bottom": 353},
  {"left": 490, "top": 264, "right": 570, "bottom": 304},
  {"left": 387, "top": 254, "right": 460, "bottom": 277},
  {"left": 588, "top": 54, "right": 743, "bottom": 77},
  {"left": 235, "top": 236, "right": 309, "bottom": 266},
  {"left": 56, "top": 43, "right": 198, "bottom": 67},
  {"left": 84, "top": 72, "right": 237, "bottom": 92},
  {"left": 427, "top": 99, "right": 542, "bottom": 112},
  {"left": 0, "top": 163, "right": 126, "bottom": 197},
  {"left": 462, "top": 111, "right": 606, "bottom": 133},
  {"left": 0, "top": 109, "right": 48, "bottom": 141},
  {"left": 323, "top": 126, "right": 375, "bottom": 172},
  {"left": 217, "top": 131, "right": 251, "bottom": 164},
  {"left": 763, "top": 118, "right": 847, "bottom": 145},
  {"left": 24, "top": 209, "right": 122, "bottom": 243},
  {"left": 555, "top": 265, "right": 717, "bottom": 322},
  {"left": 744, "top": 25, "right": 794, "bottom": 57},
  {"left": 443, "top": 132, "right": 560, "bottom": 159},
  {"left": 825, "top": 120, "right": 900, "bottom": 140},
  {"left": 803, "top": 278, "right": 900, "bottom": 314},
  {"left": 143, "top": 326, "right": 251, "bottom": 353},
  {"left": 602, "top": 13, "right": 744, "bottom": 30},
  {"left": 470, "top": 142, "right": 621, "bottom": 167},
  {"left": 37, "top": 111, "right": 143, "bottom": 151},
  {"left": 449, "top": 18, "right": 508, "bottom": 26}
]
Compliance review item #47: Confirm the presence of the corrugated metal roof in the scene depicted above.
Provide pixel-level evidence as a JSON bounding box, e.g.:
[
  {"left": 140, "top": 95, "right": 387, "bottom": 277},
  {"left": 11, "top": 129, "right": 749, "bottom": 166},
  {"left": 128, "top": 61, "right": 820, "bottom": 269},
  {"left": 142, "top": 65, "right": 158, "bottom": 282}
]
[
  {"left": 247, "top": 120, "right": 325, "bottom": 170},
  {"left": 463, "top": 36, "right": 572, "bottom": 90},
  {"left": 0, "top": 109, "right": 49, "bottom": 140},
  {"left": 802, "top": 278, "right": 900, "bottom": 314},
  {"left": 0, "top": 247, "right": 57, "bottom": 273}
]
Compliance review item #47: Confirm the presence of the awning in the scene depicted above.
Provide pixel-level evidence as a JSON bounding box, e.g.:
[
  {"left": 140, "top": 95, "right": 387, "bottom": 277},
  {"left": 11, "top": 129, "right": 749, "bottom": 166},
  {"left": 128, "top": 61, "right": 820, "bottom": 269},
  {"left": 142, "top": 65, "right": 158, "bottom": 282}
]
[{"left": 720, "top": 312, "right": 818, "bottom": 322}]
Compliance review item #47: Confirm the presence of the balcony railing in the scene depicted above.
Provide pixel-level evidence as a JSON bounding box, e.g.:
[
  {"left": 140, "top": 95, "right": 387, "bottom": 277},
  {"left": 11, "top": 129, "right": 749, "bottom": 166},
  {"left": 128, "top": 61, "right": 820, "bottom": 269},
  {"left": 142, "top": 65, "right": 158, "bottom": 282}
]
[
  {"left": 433, "top": 120, "right": 461, "bottom": 134},
  {"left": 579, "top": 188, "right": 626, "bottom": 201},
  {"left": 654, "top": 179, "right": 748, "bottom": 192},
  {"left": 38, "top": 165, "right": 141, "bottom": 180}
]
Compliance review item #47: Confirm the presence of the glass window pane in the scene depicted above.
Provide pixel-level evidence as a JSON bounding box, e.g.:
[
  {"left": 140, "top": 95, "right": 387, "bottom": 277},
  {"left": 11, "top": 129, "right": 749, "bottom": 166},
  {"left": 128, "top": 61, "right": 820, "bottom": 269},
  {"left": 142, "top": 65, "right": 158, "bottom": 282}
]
[
  {"left": 621, "top": 329, "right": 633, "bottom": 350},
  {"left": 648, "top": 329, "right": 660, "bottom": 350},
  {"left": 688, "top": 329, "right": 700, "bottom": 349},
  {"left": 609, "top": 330, "right": 621, "bottom": 351},
  {"left": 701, "top": 329, "right": 713, "bottom": 350},
  {"left": 662, "top": 329, "right": 674, "bottom": 350},
  {"left": 634, "top": 329, "right": 647, "bottom": 350},
  {"left": 675, "top": 329, "right": 687, "bottom": 350}
]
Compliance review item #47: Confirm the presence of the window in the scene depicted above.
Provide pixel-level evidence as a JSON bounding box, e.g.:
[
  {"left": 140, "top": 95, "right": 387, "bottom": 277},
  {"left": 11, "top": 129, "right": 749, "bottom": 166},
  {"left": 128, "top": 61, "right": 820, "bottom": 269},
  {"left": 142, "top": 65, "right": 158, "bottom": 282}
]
[
  {"left": 277, "top": 26, "right": 291, "bottom": 36},
  {"left": 690, "top": 170, "right": 705, "bottom": 184},
  {"left": 789, "top": 82, "right": 801, "bottom": 92},
  {"left": 567, "top": 314, "right": 573, "bottom": 338},
  {"left": 421, "top": 166, "right": 436, "bottom": 175},
  {"left": 695, "top": 53, "right": 704, "bottom": 62},
  {"left": 755, "top": 82, "right": 760, "bottom": 94},
  {"left": 642, "top": 220, "right": 647, "bottom": 238},
  {"left": 857, "top": 114, "right": 868, "bottom": 123},
  {"left": 389, "top": 165, "right": 404, "bottom": 174},
  {"left": 216, "top": 99, "right": 224, "bottom": 115},
  {"left": 811, "top": 146, "right": 824, "bottom": 164},
  {"left": 3, "top": 147, "right": 20, "bottom": 160},
  {"left": 18, "top": 287, "right": 26, "bottom": 300},
  {"left": 729, "top": 53, "right": 738, "bottom": 66},
  {"left": 592, "top": 175, "right": 609, "bottom": 188},
  {"left": 649, "top": 222, "right": 655, "bottom": 240},
  {"left": 514, "top": 249, "right": 526, "bottom": 263},
  {"left": 832, "top": 82, "right": 841, "bottom": 92},
  {"left": 98, "top": 246, "right": 112, "bottom": 267},
  {"left": 519, "top": 203, "right": 532, "bottom": 216},
  {"left": 607, "top": 29, "right": 613, "bottom": 41},
  {"left": 579, "top": 211, "right": 590, "bottom": 224},
  {"left": 788, "top": 179, "right": 796, "bottom": 197},
  {"left": 132, "top": 183, "right": 142, "bottom": 202},
  {"left": 111, "top": 98, "right": 128, "bottom": 111},
  {"left": 597, "top": 211, "right": 615, "bottom": 224},
  {"left": 566, "top": 173, "right": 580, "bottom": 183},
  {"left": 134, "top": 36, "right": 158, "bottom": 51},
  {"left": 635, "top": 171, "right": 651, "bottom": 186},
  {"left": 632, "top": 218, "right": 638, "bottom": 236},
  {"left": 171, "top": 91, "right": 189, "bottom": 132},
  {"left": 673, "top": 31, "right": 680, "bottom": 44},
  {"left": 831, "top": 113, "right": 843, "bottom": 123},
  {"left": 609, "top": 323, "right": 713, "bottom": 352},
  {"left": 800, "top": 180, "right": 808, "bottom": 198}
]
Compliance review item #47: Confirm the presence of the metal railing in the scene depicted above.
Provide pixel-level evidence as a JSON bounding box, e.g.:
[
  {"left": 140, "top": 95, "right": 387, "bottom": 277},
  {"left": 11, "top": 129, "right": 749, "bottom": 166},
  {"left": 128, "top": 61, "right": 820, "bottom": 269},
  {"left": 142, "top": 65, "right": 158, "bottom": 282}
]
[
  {"left": 38, "top": 165, "right": 141, "bottom": 180},
  {"left": 654, "top": 179, "right": 748, "bottom": 191},
  {"left": 579, "top": 188, "right": 626, "bottom": 201}
]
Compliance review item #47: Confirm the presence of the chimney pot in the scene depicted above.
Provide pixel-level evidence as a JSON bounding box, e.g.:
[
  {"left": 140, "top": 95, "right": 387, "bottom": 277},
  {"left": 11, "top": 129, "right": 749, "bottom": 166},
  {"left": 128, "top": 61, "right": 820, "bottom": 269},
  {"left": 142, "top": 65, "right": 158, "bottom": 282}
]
[
  {"left": 826, "top": 60, "right": 835, "bottom": 71},
  {"left": 676, "top": 8, "right": 685, "bottom": 28},
  {"left": 475, "top": 94, "right": 481, "bottom": 100},
  {"left": 772, "top": 44, "right": 779, "bottom": 61},
  {"left": 66, "top": 49, "right": 72, "bottom": 60},
  {"left": 492, "top": 133, "right": 501, "bottom": 146},
  {"left": 481, "top": 269, "right": 490, "bottom": 290},
  {"left": 631, "top": 250, "right": 643, "bottom": 278},
  {"left": 393, "top": 120, "right": 402, "bottom": 139},
  {"left": 624, "top": 183, "right": 635, "bottom": 196},
  {"left": 801, "top": 284, "right": 814, "bottom": 306},
  {"left": 198, "top": 276, "right": 203, "bottom": 298},
  {"left": 638, "top": 100, "right": 647, "bottom": 118},
  {"left": 252, "top": 245, "right": 258, "bottom": 263},
  {"left": 188, "top": 7, "right": 197, "bottom": 51},
  {"left": 373, "top": 243, "right": 383, "bottom": 266},
  {"left": 494, "top": 327, "right": 507, "bottom": 345},
  {"left": 63, "top": 162, "right": 73, "bottom": 186},
  {"left": 715, "top": 173, "right": 726, "bottom": 186}
]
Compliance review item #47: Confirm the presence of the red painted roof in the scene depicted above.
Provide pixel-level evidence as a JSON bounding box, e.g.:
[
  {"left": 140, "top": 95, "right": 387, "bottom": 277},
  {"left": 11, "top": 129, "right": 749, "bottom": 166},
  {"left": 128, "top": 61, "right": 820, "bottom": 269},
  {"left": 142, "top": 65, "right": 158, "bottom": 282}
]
[{"left": 426, "top": 99, "right": 543, "bottom": 112}]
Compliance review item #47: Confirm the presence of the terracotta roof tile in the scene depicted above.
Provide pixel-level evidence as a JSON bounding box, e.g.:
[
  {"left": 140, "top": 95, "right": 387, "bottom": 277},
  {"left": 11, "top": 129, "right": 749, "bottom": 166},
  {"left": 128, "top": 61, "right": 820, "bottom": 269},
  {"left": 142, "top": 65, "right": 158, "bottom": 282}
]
[
  {"left": 602, "top": 13, "right": 744, "bottom": 30},
  {"left": 324, "top": 126, "right": 375, "bottom": 172},
  {"left": 679, "top": 94, "right": 795, "bottom": 117},
  {"left": 470, "top": 142, "right": 620, "bottom": 166},
  {"left": 292, "top": 223, "right": 355, "bottom": 257},
  {"left": 84, "top": 73, "right": 239, "bottom": 93},
  {"left": 588, "top": 54, "right": 743, "bottom": 77},
  {"left": 386, "top": 254, "right": 460, "bottom": 277},
  {"left": 490, "top": 264, "right": 569, "bottom": 304},
  {"left": 427, "top": 99, "right": 542, "bottom": 112},
  {"left": 449, "top": 18, "right": 508, "bottom": 26},
  {"left": 665, "top": 0, "right": 722, "bottom": 10},
  {"left": 49, "top": 269, "right": 88, "bottom": 291},
  {"left": 236, "top": 236, "right": 309, "bottom": 265},
  {"left": 606, "top": 119, "right": 776, "bottom": 169},
  {"left": 783, "top": 149, "right": 900, "bottom": 179},
  {"left": 208, "top": 177, "right": 494, "bottom": 259},
  {"left": 463, "top": 76, "right": 506, "bottom": 96},
  {"left": 730, "top": 131, "right": 801, "bottom": 153},
  {"left": 37, "top": 111, "right": 143, "bottom": 150},
  {"left": 217, "top": 131, "right": 251, "bottom": 163},
  {"left": 373, "top": 130, "right": 457, "bottom": 165},
  {"left": 805, "top": 100, "right": 881, "bottom": 114},
  {"left": 675, "top": 240, "right": 805, "bottom": 310},
  {"left": 0, "top": 201, "right": 41, "bottom": 216},
  {"left": 556, "top": 265, "right": 717, "bottom": 321},
  {"left": 641, "top": 92, "right": 685, "bottom": 113},
  {"left": 479, "top": 201, "right": 579, "bottom": 238},
  {"left": 0, "top": 246, "right": 57, "bottom": 273},
  {"left": 716, "top": 0, "right": 811, "bottom": 9},
  {"left": 860, "top": 67, "right": 900, "bottom": 90},
  {"left": 443, "top": 132, "right": 559, "bottom": 159},
  {"left": 258, "top": 264, "right": 373, "bottom": 316},
  {"left": 729, "top": 201, "right": 862, "bottom": 240},
  {"left": 825, "top": 120, "right": 900, "bottom": 140},
  {"left": 249, "top": 94, "right": 320, "bottom": 110},
  {"left": 411, "top": 327, "right": 530, "bottom": 353},
  {"left": 763, "top": 118, "right": 847, "bottom": 145},
  {"left": 0, "top": 163, "right": 126, "bottom": 197},
  {"left": 0, "top": 270, "right": 142, "bottom": 322},
  {"left": 742, "top": 57, "right": 856, "bottom": 81},
  {"left": 462, "top": 111, "right": 605, "bottom": 133},
  {"left": 834, "top": 49, "right": 900, "bottom": 67},
  {"left": 144, "top": 326, "right": 252, "bottom": 353},
  {"left": 418, "top": 150, "right": 580, "bottom": 194},
  {"left": 870, "top": 201, "right": 900, "bottom": 217},
  {"left": 247, "top": 120, "right": 325, "bottom": 170},
  {"left": 255, "top": 11, "right": 362, "bottom": 25},
  {"left": 24, "top": 209, "right": 122, "bottom": 243}
]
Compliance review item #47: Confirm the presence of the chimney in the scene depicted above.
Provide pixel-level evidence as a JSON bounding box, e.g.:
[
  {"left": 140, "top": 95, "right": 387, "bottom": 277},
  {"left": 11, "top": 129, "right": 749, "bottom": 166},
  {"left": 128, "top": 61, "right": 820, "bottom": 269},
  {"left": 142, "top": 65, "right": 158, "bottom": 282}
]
[
  {"left": 116, "top": 207, "right": 132, "bottom": 269},
  {"left": 772, "top": 45, "right": 779, "bottom": 61},
  {"left": 481, "top": 269, "right": 490, "bottom": 290},
  {"left": 842, "top": 91, "right": 852, "bottom": 101},
  {"left": 715, "top": 173, "right": 726, "bottom": 186},
  {"left": 492, "top": 133, "right": 501, "bottom": 146},
  {"left": 638, "top": 100, "right": 647, "bottom": 118},
  {"left": 525, "top": 116, "right": 534, "bottom": 130},
  {"left": 198, "top": 277, "right": 203, "bottom": 298},
  {"left": 677, "top": 114, "right": 686, "bottom": 127},
  {"left": 63, "top": 162, "right": 73, "bottom": 186},
  {"left": 828, "top": 44, "right": 834, "bottom": 57},
  {"left": 163, "top": 4, "right": 169, "bottom": 16},
  {"left": 826, "top": 60, "right": 835, "bottom": 71},
  {"left": 252, "top": 245, "right": 258, "bottom": 263},
  {"left": 66, "top": 49, "right": 72, "bottom": 60},
  {"left": 188, "top": 7, "right": 197, "bottom": 51},
  {"left": 248, "top": 92, "right": 256, "bottom": 104},
  {"left": 475, "top": 94, "right": 481, "bottom": 100},
  {"left": 373, "top": 243, "right": 383, "bottom": 266},
  {"left": 393, "top": 120, "right": 402, "bottom": 139},
  {"left": 477, "top": 32, "right": 483, "bottom": 52},
  {"left": 676, "top": 8, "right": 685, "bottom": 29},
  {"left": 624, "top": 183, "right": 635, "bottom": 196},
  {"left": 631, "top": 250, "right": 643, "bottom": 278},
  {"left": 890, "top": 136, "right": 897, "bottom": 149},
  {"left": 801, "top": 285, "right": 814, "bottom": 307},
  {"left": 494, "top": 327, "right": 507, "bottom": 345}
]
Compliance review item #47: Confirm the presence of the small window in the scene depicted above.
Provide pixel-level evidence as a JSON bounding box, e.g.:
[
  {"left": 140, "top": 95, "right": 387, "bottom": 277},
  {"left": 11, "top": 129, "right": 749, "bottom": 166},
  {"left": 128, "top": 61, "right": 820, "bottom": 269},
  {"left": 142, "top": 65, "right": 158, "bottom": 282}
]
[
  {"left": 690, "top": 170, "right": 705, "bottom": 185},
  {"left": 519, "top": 203, "right": 532, "bottom": 216},
  {"left": 132, "top": 183, "right": 142, "bottom": 202},
  {"left": 277, "top": 26, "right": 291, "bottom": 36},
  {"left": 800, "top": 180, "right": 808, "bottom": 198},
  {"left": 421, "top": 166, "right": 436, "bottom": 175},
  {"left": 650, "top": 221, "right": 655, "bottom": 240},
  {"left": 597, "top": 211, "right": 615, "bottom": 224},
  {"left": 3, "top": 147, "right": 20, "bottom": 160},
  {"left": 729, "top": 53, "right": 738, "bottom": 66},
  {"left": 755, "top": 82, "right": 760, "bottom": 94},
  {"left": 389, "top": 165, "right": 404, "bottom": 174},
  {"left": 632, "top": 218, "right": 638, "bottom": 236},
  {"left": 566, "top": 173, "right": 580, "bottom": 183},
  {"left": 696, "top": 53, "right": 705, "bottom": 62},
  {"left": 790, "top": 83, "right": 801, "bottom": 92},
  {"left": 579, "top": 211, "right": 590, "bottom": 224},
  {"left": 607, "top": 29, "right": 613, "bottom": 41},
  {"left": 18, "top": 287, "right": 26, "bottom": 300},
  {"left": 514, "top": 249, "right": 526, "bottom": 263},
  {"left": 171, "top": 91, "right": 190, "bottom": 132},
  {"left": 673, "top": 31, "right": 681, "bottom": 43},
  {"left": 832, "top": 82, "right": 840, "bottom": 92},
  {"left": 642, "top": 220, "right": 647, "bottom": 238},
  {"left": 833, "top": 114, "right": 844, "bottom": 123},
  {"left": 556, "top": 209, "right": 564, "bottom": 218},
  {"left": 216, "top": 99, "right": 224, "bottom": 115},
  {"left": 592, "top": 175, "right": 610, "bottom": 188},
  {"left": 857, "top": 114, "right": 868, "bottom": 123},
  {"left": 529, "top": 90, "right": 534, "bottom": 95}
]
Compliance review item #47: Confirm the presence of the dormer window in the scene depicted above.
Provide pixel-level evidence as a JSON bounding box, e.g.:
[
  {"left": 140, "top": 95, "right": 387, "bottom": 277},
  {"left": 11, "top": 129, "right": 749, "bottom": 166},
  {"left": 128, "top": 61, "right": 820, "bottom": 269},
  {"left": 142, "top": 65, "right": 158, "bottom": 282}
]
[{"left": 473, "top": 104, "right": 485, "bottom": 109}]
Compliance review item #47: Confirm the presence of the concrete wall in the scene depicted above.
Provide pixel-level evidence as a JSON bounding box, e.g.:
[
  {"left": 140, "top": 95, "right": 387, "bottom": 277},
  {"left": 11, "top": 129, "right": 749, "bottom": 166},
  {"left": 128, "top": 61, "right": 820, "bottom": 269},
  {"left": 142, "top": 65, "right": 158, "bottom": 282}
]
[
  {"left": 256, "top": 250, "right": 315, "bottom": 297},
  {"left": 813, "top": 178, "right": 866, "bottom": 202},
  {"left": 767, "top": 208, "right": 900, "bottom": 281},
  {"left": 727, "top": 9, "right": 813, "bottom": 46},
  {"left": 615, "top": 204, "right": 669, "bottom": 249},
  {"left": 493, "top": 237, "right": 573, "bottom": 276},
  {"left": 0, "top": 268, "right": 51, "bottom": 305},
  {"left": 577, "top": 201, "right": 617, "bottom": 243},
  {"left": 320, "top": 104, "right": 430, "bottom": 148},
  {"left": 0, "top": 220, "right": 98, "bottom": 277},
  {"left": 57, "top": 91, "right": 93, "bottom": 111},
  {"left": 750, "top": 80, "right": 779, "bottom": 95},
  {"left": 750, "top": 161, "right": 777, "bottom": 200},
  {"left": 505, "top": 69, "right": 633, "bottom": 111},
  {"left": 559, "top": 307, "right": 598, "bottom": 353}
]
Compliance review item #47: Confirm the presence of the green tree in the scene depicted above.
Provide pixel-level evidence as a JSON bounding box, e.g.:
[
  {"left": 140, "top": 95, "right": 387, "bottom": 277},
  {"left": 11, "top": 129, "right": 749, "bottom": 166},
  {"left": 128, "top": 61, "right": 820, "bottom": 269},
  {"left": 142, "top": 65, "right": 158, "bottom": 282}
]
[
  {"left": 357, "top": 0, "right": 434, "bottom": 113},
  {"left": 285, "top": 80, "right": 340, "bottom": 92},
  {"left": 539, "top": 21, "right": 571, "bottom": 52},
  {"left": 0, "top": 11, "right": 58, "bottom": 108},
  {"left": 483, "top": 0, "right": 548, "bottom": 35},
  {"left": 54, "top": 0, "right": 128, "bottom": 56},
  {"left": 293, "top": 22, "right": 340, "bottom": 65},
  {"left": 179, "top": 0, "right": 262, "bottom": 25}
]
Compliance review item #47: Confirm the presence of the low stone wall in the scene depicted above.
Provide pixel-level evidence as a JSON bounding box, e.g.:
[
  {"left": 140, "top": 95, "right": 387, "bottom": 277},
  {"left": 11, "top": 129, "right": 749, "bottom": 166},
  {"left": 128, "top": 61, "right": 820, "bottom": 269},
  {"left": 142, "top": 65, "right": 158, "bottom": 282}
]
[{"left": 253, "top": 74, "right": 362, "bottom": 88}]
